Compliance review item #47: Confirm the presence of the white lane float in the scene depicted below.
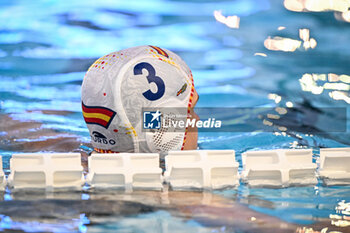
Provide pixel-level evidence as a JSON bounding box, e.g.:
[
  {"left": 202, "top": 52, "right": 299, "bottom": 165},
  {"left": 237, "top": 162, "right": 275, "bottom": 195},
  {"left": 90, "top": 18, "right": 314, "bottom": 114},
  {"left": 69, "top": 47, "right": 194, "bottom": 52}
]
[
  {"left": 0, "top": 156, "right": 5, "bottom": 190},
  {"left": 164, "top": 150, "right": 239, "bottom": 190},
  {"left": 241, "top": 149, "right": 317, "bottom": 187},
  {"left": 319, "top": 148, "right": 350, "bottom": 185},
  {"left": 86, "top": 153, "right": 163, "bottom": 191},
  {"left": 2, "top": 148, "right": 349, "bottom": 190},
  {"left": 8, "top": 153, "right": 84, "bottom": 189}
]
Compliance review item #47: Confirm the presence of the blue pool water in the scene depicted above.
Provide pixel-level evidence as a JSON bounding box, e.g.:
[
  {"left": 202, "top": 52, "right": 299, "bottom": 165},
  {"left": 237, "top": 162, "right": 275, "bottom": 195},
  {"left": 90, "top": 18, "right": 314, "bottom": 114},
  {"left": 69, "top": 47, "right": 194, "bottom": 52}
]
[{"left": 0, "top": 0, "right": 350, "bottom": 232}]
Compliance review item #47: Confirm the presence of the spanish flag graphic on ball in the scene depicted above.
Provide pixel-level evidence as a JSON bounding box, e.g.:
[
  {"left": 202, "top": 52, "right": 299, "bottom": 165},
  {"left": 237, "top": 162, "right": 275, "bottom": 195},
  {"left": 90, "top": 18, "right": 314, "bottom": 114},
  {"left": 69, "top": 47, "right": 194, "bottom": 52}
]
[{"left": 82, "top": 102, "right": 116, "bottom": 129}]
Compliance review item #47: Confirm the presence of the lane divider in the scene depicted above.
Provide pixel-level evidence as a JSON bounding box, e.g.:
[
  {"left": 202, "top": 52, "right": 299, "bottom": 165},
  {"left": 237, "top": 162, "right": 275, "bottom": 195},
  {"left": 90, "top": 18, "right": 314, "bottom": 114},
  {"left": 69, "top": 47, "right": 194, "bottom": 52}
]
[
  {"left": 86, "top": 153, "right": 163, "bottom": 191},
  {"left": 164, "top": 150, "right": 239, "bottom": 190},
  {"left": 7, "top": 153, "right": 84, "bottom": 190},
  {"left": 0, "top": 148, "right": 349, "bottom": 191},
  {"left": 0, "top": 156, "right": 5, "bottom": 190},
  {"left": 241, "top": 149, "right": 317, "bottom": 187},
  {"left": 319, "top": 148, "right": 350, "bottom": 186}
]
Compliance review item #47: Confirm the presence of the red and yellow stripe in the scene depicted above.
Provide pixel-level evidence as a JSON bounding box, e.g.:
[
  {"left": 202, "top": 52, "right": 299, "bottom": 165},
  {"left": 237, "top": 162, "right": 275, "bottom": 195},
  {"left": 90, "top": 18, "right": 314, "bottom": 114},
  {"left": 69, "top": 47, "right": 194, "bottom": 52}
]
[
  {"left": 94, "top": 148, "right": 119, "bottom": 153},
  {"left": 181, "top": 73, "right": 195, "bottom": 150},
  {"left": 149, "top": 45, "right": 169, "bottom": 58},
  {"left": 82, "top": 102, "right": 116, "bottom": 129}
]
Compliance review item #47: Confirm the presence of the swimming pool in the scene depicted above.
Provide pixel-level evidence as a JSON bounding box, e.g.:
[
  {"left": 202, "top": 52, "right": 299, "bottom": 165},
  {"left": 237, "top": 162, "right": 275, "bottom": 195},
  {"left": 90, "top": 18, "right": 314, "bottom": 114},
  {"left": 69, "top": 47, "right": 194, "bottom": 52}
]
[{"left": 0, "top": 0, "right": 350, "bottom": 232}]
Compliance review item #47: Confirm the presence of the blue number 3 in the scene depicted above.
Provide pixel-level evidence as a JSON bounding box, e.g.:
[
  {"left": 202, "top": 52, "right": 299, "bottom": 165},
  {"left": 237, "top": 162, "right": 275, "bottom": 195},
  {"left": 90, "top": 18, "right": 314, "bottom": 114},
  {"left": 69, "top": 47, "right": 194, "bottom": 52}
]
[{"left": 133, "top": 62, "right": 165, "bottom": 101}]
